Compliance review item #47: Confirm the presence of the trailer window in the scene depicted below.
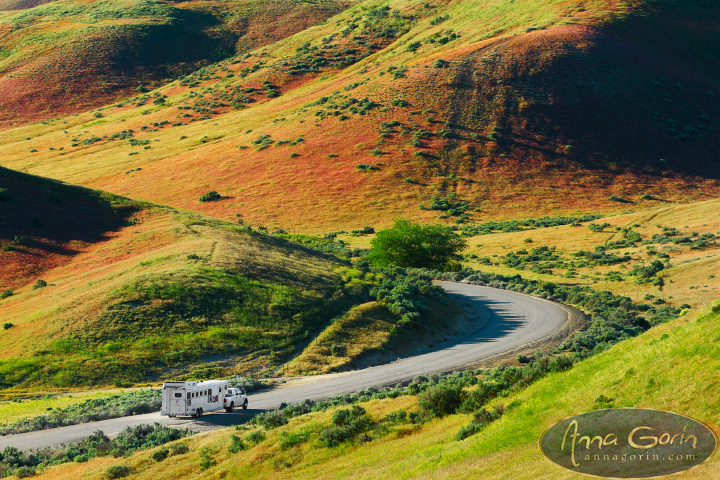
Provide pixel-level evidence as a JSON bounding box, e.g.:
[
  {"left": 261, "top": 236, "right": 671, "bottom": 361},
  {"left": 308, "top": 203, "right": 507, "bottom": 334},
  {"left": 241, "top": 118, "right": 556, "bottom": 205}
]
[
  {"left": 174, "top": 393, "right": 182, "bottom": 398},
  {"left": 187, "top": 393, "right": 191, "bottom": 399}
]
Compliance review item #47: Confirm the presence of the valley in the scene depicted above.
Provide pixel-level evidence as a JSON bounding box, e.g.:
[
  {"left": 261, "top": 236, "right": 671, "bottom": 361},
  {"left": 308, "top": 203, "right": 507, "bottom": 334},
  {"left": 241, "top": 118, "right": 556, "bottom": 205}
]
[{"left": 0, "top": 0, "right": 718, "bottom": 478}]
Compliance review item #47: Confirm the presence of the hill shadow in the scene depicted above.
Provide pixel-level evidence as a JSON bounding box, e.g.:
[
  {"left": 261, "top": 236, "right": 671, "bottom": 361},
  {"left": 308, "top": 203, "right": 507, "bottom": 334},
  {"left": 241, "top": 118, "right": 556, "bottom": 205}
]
[
  {"left": 0, "top": 166, "right": 140, "bottom": 245},
  {"left": 438, "top": 0, "right": 720, "bottom": 178}
]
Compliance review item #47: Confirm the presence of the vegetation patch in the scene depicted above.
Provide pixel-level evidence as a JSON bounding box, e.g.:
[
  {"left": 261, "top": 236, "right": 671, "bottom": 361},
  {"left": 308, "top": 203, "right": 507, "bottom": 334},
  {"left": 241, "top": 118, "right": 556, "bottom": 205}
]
[
  {"left": 0, "top": 424, "right": 190, "bottom": 478},
  {"left": 0, "top": 389, "right": 160, "bottom": 436}
]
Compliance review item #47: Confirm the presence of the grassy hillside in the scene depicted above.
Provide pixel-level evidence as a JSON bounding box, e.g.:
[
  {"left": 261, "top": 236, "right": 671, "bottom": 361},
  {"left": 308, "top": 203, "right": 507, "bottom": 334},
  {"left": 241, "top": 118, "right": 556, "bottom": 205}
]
[
  {"left": 26, "top": 302, "right": 720, "bottom": 479},
  {"left": 0, "top": 167, "right": 459, "bottom": 395},
  {"left": 0, "top": 0, "right": 718, "bottom": 231},
  {"left": 0, "top": 0, "right": 357, "bottom": 127},
  {"left": 0, "top": 172, "right": 371, "bottom": 393}
]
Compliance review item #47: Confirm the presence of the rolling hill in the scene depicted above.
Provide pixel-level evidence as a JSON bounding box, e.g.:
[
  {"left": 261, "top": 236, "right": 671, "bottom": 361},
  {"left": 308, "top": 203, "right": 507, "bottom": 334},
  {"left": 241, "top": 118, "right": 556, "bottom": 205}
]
[
  {"left": 0, "top": 167, "right": 374, "bottom": 392},
  {"left": 0, "top": 167, "right": 464, "bottom": 395},
  {"left": 0, "top": 0, "right": 718, "bottom": 232},
  {"left": 0, "top": 0, "right": 357, "bottom": 127}
]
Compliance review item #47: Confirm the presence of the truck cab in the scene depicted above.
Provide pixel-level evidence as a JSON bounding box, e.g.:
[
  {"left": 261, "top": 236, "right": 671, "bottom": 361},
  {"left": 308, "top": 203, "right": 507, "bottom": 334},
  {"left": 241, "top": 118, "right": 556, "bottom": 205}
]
[{"left": 223, "top": 388, "right": 248, "bottom": 412}]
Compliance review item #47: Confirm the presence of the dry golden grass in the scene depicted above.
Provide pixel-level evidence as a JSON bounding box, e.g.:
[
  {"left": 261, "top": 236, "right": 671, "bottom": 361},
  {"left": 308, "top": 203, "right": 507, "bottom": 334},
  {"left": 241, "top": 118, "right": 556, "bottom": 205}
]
[
  {"left": 290, "top": 302, "right": 398, "bottom": 374},
  {"left": 1, "top": 0, "right": 717, "bottom": 232},
  {"left": 342, "top": 197, "right": 720, "bottom": 309}
]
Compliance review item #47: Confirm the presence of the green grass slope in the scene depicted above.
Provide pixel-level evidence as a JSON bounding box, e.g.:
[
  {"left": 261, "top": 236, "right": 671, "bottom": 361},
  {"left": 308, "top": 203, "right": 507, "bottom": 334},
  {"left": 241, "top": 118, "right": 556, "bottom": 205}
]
[
  {"left": 36, "top": 302, "right": 720, "bottom": 479},
  {"left": 0, "top": 0, "right": 357, "bottom": 127},
  {"left": 0, "top": 168, "right": 380, "bottom": 393}
]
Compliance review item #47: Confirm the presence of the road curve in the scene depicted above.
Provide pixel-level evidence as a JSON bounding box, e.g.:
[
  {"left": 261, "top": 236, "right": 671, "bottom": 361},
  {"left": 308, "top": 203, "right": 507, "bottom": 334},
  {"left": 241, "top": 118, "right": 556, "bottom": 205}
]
[{"left": 0, "top": 282, "right": 571, "bottom": 451}]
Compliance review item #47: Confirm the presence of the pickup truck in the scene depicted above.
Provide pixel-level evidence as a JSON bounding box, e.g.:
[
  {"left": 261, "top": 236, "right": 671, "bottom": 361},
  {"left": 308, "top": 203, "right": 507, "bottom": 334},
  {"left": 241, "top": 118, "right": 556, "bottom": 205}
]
[{"left": 224, "top": 388, "right": 248, "bottom": 412}]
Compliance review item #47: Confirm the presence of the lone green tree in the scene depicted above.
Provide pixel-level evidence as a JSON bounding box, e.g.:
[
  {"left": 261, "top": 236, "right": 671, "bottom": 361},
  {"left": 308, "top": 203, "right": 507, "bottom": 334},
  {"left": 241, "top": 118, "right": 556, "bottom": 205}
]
[{"left": 368, "top": 218, "right": 466, "bottom": 269}]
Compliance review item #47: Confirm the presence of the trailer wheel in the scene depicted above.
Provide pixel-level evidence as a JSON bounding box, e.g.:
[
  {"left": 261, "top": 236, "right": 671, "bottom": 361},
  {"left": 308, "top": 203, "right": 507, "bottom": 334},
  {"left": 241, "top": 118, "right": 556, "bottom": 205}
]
[
  {"left": 225, "top": 402, "right": 234, "bottom": 413},
  {"left": 242, "top": 399, "right": 248, "bottom": 410},
  {"left": 196, "top": 408, "right": 203, "bottom": 418}
]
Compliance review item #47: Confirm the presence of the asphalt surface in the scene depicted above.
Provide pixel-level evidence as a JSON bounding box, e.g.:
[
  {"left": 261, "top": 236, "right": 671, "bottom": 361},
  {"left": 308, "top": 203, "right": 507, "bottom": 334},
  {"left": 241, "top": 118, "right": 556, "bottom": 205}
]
[{"left": 0, "top": 282, "right": 571, "bottom": 451}]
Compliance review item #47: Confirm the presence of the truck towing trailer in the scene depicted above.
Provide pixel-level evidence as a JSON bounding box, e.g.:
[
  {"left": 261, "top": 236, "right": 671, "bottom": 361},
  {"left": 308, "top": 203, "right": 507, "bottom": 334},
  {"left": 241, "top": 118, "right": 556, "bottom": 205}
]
[{"left": 161, "top": 380, "right": 248, "bottom": 417}]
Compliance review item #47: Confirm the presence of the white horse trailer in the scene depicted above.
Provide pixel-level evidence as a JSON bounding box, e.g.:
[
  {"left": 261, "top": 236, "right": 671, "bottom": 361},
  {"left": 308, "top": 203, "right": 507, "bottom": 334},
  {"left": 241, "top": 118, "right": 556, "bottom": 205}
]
[{"left": 161, "top": 380, "right": 229, "bottom": 418}]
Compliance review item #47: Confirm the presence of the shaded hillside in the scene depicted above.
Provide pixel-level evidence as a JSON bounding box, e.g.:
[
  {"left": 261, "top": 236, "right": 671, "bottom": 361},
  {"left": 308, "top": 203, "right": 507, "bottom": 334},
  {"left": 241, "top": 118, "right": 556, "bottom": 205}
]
[
  {"left": 0, "top": 0, "right": 718, "bottom": 231},
  {"left": 0, "top": 166, "right": 139, "bottom": 290},
  {"left": 0, "top": 0, "right": 357, "bottom": 127},
  {"left": 417, "top": 2, "right": 720, "bottom": 178}
]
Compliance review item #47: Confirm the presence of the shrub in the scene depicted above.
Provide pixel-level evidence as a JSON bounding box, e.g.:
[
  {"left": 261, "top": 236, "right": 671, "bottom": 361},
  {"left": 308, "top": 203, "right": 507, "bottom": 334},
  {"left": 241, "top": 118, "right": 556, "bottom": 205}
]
[
  {"left": 548, "top": 355, "right": 573, "bottom": 372},
  {"left": 199, "top": 191, "right": 222, "bottom": 202},
  {"left": 430, "top": 15, "right": 449, "bottom": 25},
  {"left": 3, "top": 323, "right": 13, "bottom": 330},
  {"left": 319, "top": 426, "right": 353, "bottom": 447},
  {"left": 228, "top": 435, "right": 246, "bottom": 453},
  {"left": 330, "top": 344, "right": 347, "bottom": 357},
  {"left": 33, "top": 279, "right": 47, "bottom": 290},
  {"left": 198, "top": 451, "right": 216, "bottom": 470},
  {"left": 279, "top": 432, "right": 308, "bottom": 450},
  {"left": 433, "top": 59, "right": 448, "bottom": 69},
  {"left": 151, "top": 448, "right": 169, "bottom": 462},
  {"left": 253, "top": 410, "right": 287, "bottom": 429},
  {"left": 459, "top": 383, "right": 493, "bottom": 412},
  {"left": 417, "top": 383, "right": 464, "bottom": 418},
  {"left": 332, "top": 405, "right": 366, "bottom": 427},
  {"left": 106, "top": 466, "right": 132, "bottom": 479},
  {"left": 246, "top": 430, "right": 266, "bottom": 444},
  {"left": 320, "top": 406, "right": 369, "bottom": 447},
  {"left": 407, "top": 41, "right": 421, "bottom": 52},
  {"left": 15, "top": 467, "right": 35, "bottom": 478},
  {"left": 351, "top": 226, "right": 375, "bottom": 235},
  {"left": 1, "top": 289, "right": 12, "bottom": 299},
  {"left": 356, "top": 163, "right": 379, "bottom": 171},
  {"left": 170, "top": 443, "right": 189, "bottom": 455},
  {"left": 516, "top": 354, "right": 530, "bottom": 363},
  {"left": 456, "top": 407, "right": 503, "bottom": 440}
]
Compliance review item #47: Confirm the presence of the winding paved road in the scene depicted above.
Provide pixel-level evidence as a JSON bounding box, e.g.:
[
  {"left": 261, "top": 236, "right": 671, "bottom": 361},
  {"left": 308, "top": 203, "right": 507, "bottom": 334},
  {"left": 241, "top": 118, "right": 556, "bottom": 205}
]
[{"left": 0, "top": 282, "right": 574, "bottom": 451}]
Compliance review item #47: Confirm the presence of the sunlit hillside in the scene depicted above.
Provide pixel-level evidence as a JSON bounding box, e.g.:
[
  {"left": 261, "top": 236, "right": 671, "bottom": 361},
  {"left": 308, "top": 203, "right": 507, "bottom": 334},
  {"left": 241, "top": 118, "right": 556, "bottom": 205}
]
[
  {"left": 0, "top": 0, "right": 357, "bottom": 126},
  {"left": 0, "top": 0, "right": 718, "bottom": 232}
]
